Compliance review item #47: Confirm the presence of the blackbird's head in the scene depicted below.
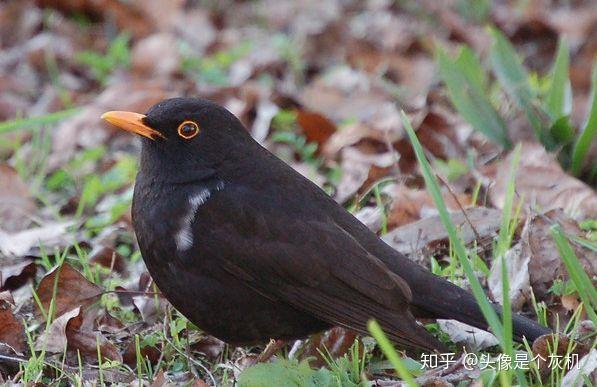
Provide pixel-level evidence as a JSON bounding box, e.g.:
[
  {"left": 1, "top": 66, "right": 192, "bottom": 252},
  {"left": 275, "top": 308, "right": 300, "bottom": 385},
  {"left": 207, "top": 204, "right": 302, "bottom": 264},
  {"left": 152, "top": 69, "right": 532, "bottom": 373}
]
[{"left": 102, "top": 98, "right": 254, "bottom": 179}]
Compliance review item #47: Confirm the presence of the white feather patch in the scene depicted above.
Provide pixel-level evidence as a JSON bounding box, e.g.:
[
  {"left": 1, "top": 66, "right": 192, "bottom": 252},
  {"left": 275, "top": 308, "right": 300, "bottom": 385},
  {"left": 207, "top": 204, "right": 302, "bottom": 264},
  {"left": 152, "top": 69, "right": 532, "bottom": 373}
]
[{"left": 175, "top": 183, "right": 224, "bottom": 251}]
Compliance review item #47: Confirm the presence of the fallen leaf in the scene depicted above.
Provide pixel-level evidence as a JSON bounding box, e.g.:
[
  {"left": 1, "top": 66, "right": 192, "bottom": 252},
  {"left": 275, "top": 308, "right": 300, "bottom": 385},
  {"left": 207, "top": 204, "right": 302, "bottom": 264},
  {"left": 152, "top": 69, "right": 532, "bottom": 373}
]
[
  {"left": 296, "top": 110, "right": 337, "bottom": 149},
  {"left": 78, "top": 366, "right": 135, "bottom": 384},
  {"left": 35, "top": 307, "right": 80, "bottom": 353},
  {"left": 397, "top": 353, "right": 481, "bottom": 386},
  {"left": 48, "top": 81, "right": 173, "bottom": 169},
  {"left": 122, "top": 338, "right": 160, "bottom": 367},
  {"left": 299, "top": 66, "right": 396, "bottom": 123},
  {"left": 321, "top": 102, "right": 411, "bottom": 161},
  {"left": 354, "top": 206, "right": 384, "bottom": 233},
  {"left": 437, "top": 320, "right": 499, "bottom": 351},
  {"left": 383, "top": 207, "right": 501, "bottom": 260},
  {"left": 0, "top": 164, "right": 35, "bottom": 232},
  {"left": 488, "top": 142, "right": 597, "bottom": 221},
  {"left": 523, "top": 209, "right": 596, "bottom": 299},
  {"left": 35, "top": 306, "right": 122, "bottom": 362},
  {"left": 37, "top": 263, "right": 103, "bottom": 320},
  {"left": 561, "top": 349, "right": 597, "bottom": 387},
  {"left": 35, "top": 0, "right": 152, "bottom": 39},
  {"left": 0, "top": 222, "right": 73, "bottom": 258},
  {"left": 96, "top": 311, "right": 125, "bottom": 334},
  {"left": 299, "top": 327, "right": 358, "bottom": 367},
  {"left": 131, "top": 33, "right": 181, "bottom": 78},
  {"left": 0, "top": 259, "right": 37, "bottom": 291},
  {"left": 488, "top": 242, "right": 530, "bottom": 311},
  {"left": 88, "top": 225, "right": 129, "bottom": 274},
  {"left": 386, "top": 185, "right": 472, "bottom": 229},
  {"left": 192, "top": 335, "right": 225, "bottom": 360},
  {"left": 262, "top": 0, "right": 341, "bottom": 37},
  {"left": 132, "top": 293, "right": 169, "bottom": 325},
  {"left": 334, "top": 147, "right": 396, "bottom": 203},
  {"left": 0, "top": 299, "right": 26, "bottom": 353},
  {"left": 150, "top": 370, "right": 168, "bottom": 387},
  {"left": 151, "top": 369, "right": 209, "bottom": 386},
  {"left": 531, "top": 334, "right": 586, "bottom": 376},
  {"left": 68, "top": 325, "right": 122, "bottom": 363}
]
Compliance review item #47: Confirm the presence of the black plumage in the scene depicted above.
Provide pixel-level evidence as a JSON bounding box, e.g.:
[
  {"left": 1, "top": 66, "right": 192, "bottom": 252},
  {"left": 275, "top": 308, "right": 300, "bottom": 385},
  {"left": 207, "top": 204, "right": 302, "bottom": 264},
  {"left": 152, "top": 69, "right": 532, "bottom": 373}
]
[{"left": 102, "top": 98, "right": 550, "bottom": 352}]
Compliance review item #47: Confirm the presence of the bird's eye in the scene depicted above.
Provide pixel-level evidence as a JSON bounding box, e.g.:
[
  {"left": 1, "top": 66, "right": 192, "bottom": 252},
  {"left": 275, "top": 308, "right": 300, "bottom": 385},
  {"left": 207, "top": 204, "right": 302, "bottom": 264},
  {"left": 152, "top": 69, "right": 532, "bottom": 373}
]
[{"left": 177, "top": 121, "right": 200, "bottom": 139}]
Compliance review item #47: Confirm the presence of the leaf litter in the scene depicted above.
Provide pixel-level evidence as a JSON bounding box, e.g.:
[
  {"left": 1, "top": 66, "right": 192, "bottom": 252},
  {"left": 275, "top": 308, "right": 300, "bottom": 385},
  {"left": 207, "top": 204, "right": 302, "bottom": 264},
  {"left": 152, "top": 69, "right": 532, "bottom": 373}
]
[{"left": 0, "top": 0, "right": 596, "bottom": 385}]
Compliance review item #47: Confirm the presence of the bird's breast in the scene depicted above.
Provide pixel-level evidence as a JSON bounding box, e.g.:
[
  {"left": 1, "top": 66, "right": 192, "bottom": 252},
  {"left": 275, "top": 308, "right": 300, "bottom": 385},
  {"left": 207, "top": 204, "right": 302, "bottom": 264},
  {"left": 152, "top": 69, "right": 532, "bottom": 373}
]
[{"left": 132, "top": 177, "right": 225, "bottom": 257}]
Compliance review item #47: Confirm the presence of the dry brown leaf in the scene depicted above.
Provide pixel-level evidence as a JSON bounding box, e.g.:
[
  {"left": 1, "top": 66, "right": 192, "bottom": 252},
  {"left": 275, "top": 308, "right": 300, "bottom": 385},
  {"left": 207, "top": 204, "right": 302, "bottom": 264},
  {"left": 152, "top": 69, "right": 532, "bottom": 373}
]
[
  {"left": 35, "top": 0, "right": 152, "bottom": 39},
  {"left": 561, "top": 349, "right": 597, "bottom": 387},
  {"left": 0, "top": 259, "right": 37, "bottom": 291},
  {"left": 37, "top": 263, "right": 103, "bottom": 320},
  {"left": 262, "top": 0, "right": 340, "bottom": 37},
  {"left": 383, "top": 207, "right": 501, "bottom": 260},
  {"left": 354, "top": 206, "right": 384, "bottom": 233},
  {"left": 437, "top": 320, "right": 499, "bottom": 351},
  {"left": 488, "top": 142, "right": 597, "bottom": 221},
  {"left": 48, "top": 81, "right": 174, "bottom": 169},
  {"left": 0, "top": 164, "right": 35, "bottom": 233},
  {"left": 151, "top": 370, "right": 168, "bottom": 387},
  {"left": 192, "top": 336, "right": 225, "bottom": 360},
  {"left": 406, "top": 353, "right": 481, "bottom": 386},
  {"left": 35, "top": 306, "right": 122, "bottom": 362},
  {"left": 67, "top": 325, "right": 122, "bottom": 363},
  {"left": 132, "top": 293, "right": 169, "bottom": 325},
  {"left": 531, "top": 334, "right": 587, "bottom": 376},
  {"left": 523, "top": 209, "right": 596, "bottom": 299},
  {"left": 386, "top": 185, "right": 472, "bottom": 229},
  {"left": 296, "top": 110, "right": 337, "bottom": 149},
  {"left": 88, "top": 225, "right": 129, "bottom": 274},
  {"left": 334, "top": 147, "right": 396, "bottom": 203},
  {"left": 0, "top": 222, "right": 72, "bottom": 258},
  {"left": 151, "top": 370, "right": 209, "bottom": 387},
  {"left": 322, "top": 122, "right": 383, "bottom": 158},
  {"left": 35, "top": 307, "right": 80, "bottom": 353},
  {"left": 299, "top": 67, "right": 396, "bottom": 123},
  {"left": 123, "top": 338, "right": 160, "bottom": 367},
  {"left": 299, "top": 327, "right": 358, "bottom": 368},
  {"left": 561, "top": 294, "right": 581, "bottom": 312},
  {"left": 131, "top": 33, "right": 181, "bottom": 78},
  {"left": 0, "top": 299, "right": 26, "bottom": 353},
  {"left": 488, "top": 242, "right": 530, "bottom": 311}
]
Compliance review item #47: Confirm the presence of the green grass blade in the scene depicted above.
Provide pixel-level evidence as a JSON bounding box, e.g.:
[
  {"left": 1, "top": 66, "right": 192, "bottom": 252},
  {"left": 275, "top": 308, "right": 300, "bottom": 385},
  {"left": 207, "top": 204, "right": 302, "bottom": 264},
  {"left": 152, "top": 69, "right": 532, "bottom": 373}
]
[
  {"left": 551, "top": 225, "right": 597, "bottom": 322},
  {"left": 454, "top": 45, "right": 489, "bottom": 91},
  {"left": 368, "top": 319, "right": 418, "bottom": 387},
  {"left": 545, "top": 37, "right": 571, "bottom": 119},
  {"left": 437, "top": 48, "right": 512, "bottom": 148},
  {"left": 488, "top": 28, "right": 552, "bottom": 147},
  {"left": 401, "top": 110, "right": 504, "bottom": 345},
  {"left": 570, "top": 65, "right": 597, "bottom": 176},
  {"left": 0, "top": 108, "right": 79, "bottom": 134},
  {"left": 496, "top": 145, "right": 520, "bottom": 361}
]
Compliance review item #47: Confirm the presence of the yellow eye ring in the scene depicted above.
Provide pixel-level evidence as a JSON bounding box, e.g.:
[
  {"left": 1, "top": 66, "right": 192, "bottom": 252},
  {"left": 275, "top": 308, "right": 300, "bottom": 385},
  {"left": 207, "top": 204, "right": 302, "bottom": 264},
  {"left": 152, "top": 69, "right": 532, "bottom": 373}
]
[{"left": 177, "top": 121, "right": 200, "bottom": 139}]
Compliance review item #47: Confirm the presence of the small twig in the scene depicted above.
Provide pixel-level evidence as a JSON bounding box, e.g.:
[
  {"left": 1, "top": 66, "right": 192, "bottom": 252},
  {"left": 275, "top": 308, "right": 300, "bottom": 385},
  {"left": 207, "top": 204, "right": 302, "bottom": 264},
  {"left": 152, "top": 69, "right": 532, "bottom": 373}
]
[
  {"left": 437, "top": 174, "right": 482, "bottom": 243},
  {"left": 185, "top": 329, "right": 200, "bottom": 380},
  {"left": 0, "top": 354, "right": 28, "bottom": 364},
  {"left": 102, "top": 290, "right": 163, "bottom": 297},
  {"left": 256, "top": 339, "right": 285, "bottom": 363}
]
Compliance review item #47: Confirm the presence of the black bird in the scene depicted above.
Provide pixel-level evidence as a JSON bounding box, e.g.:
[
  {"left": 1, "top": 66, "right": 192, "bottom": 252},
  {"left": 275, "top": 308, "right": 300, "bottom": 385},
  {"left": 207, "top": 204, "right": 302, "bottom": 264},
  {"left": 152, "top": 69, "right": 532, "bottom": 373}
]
[{"left": 102, "top": 98, "right": 550, "bottom": 351}]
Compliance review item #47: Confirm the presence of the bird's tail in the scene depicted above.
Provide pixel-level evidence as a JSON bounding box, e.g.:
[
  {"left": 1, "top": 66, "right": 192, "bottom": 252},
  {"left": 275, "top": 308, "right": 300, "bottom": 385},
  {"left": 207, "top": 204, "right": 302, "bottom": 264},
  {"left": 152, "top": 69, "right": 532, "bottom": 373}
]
[{"left": 409, "top": 268, "right": 550, "bottom": 342}]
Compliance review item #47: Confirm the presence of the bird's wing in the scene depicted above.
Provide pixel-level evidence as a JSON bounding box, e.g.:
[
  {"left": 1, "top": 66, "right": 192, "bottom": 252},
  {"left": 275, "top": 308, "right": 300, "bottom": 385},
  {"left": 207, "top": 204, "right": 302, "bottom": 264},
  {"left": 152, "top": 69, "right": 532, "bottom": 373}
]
[{"left": 186, "top": 186, "right": 443, "bottom": 351}]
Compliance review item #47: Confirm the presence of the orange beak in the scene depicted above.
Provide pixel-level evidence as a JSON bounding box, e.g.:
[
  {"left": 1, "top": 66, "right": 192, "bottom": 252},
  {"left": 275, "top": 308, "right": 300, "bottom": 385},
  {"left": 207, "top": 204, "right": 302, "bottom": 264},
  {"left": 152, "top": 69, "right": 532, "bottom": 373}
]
[{"left": 101, "top": 111, "right": 164, "bottom": 140}]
